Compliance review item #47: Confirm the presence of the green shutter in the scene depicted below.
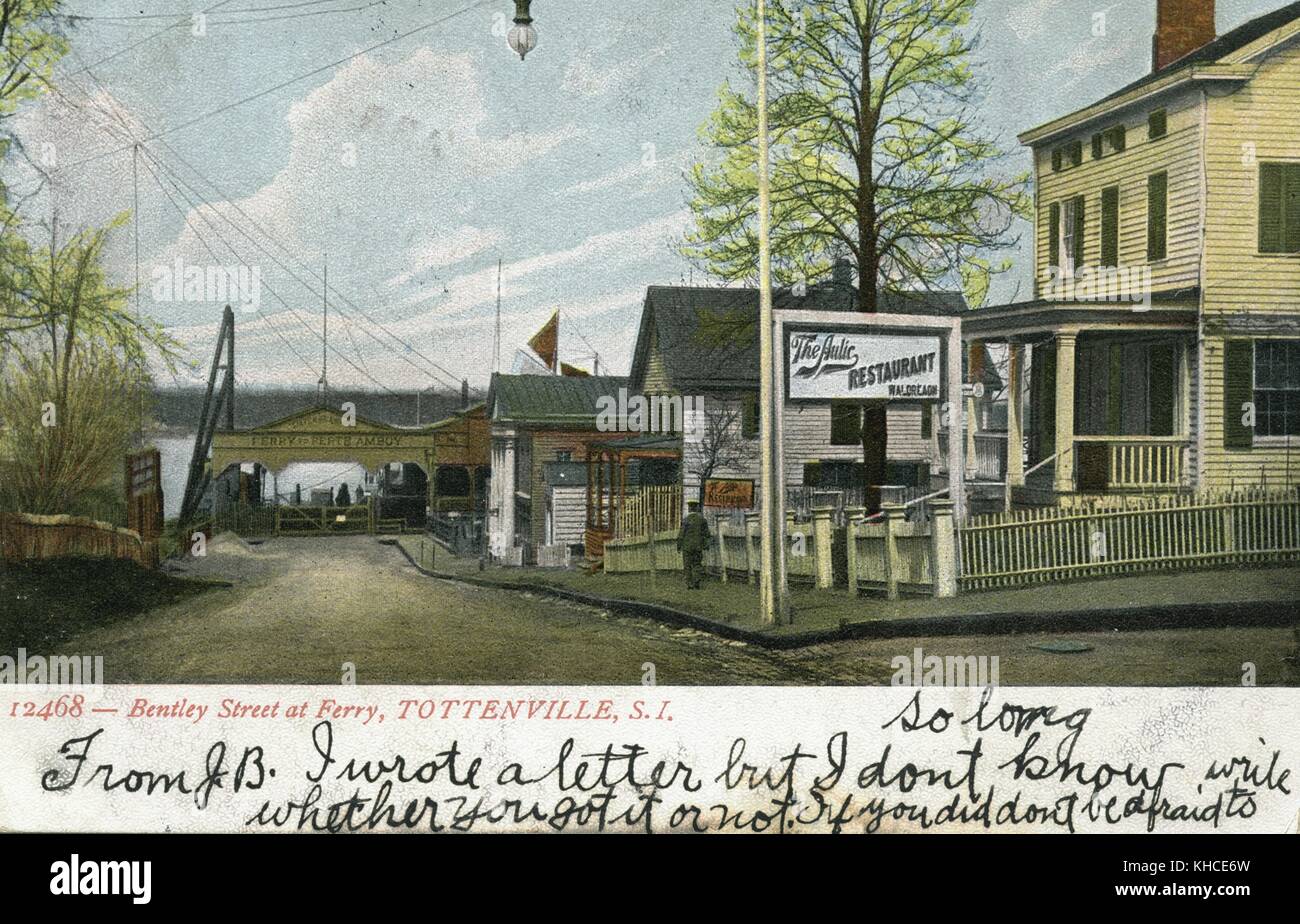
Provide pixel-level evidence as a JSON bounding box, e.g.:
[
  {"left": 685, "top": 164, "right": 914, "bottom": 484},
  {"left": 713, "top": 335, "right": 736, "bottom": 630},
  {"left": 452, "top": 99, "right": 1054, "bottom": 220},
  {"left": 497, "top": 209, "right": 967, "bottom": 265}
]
[
  {"left": 1286, "top": 164, "right": 1300, "bottom": 253},
  {"left": 1072, "top": 195, "right": 1086, "bottom": 268},
  {"left": 1148, "top": 345, "right": 1176, "bottom": 437},
  {"left": 1101, "top": 186, "right": 1119, "bottom": 267},
  {"left": 920, "top": 402, "right": 932, "bottom": 439},
  {"left": 1260, "top": 163, "right": 1283, "bottom": 253},
  {"left": 1091, "top": 133, "right": 1103, "bottom": 159},
  {"left": 1147, "top": 172, "right": 1167, "bottom": 261},
  {"left": 1148, "top": 109, "right": 1167, "bottom": 140},
  {"left": 1049, "top": 202, "right": 1061, "bottom": 270},
  {"left": 1223, "top": 340, "right": 1255, "bottom": 449},
  {"left": 803, "top": 461, "right": 822, "bottom": 487}
]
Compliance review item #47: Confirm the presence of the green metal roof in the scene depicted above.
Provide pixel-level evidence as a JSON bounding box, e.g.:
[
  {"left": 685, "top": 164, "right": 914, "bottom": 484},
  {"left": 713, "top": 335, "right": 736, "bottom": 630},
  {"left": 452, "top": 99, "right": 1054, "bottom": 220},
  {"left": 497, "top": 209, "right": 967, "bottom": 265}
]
[{"left": 487, "top": 373, "right": 627, "bottom": 427}]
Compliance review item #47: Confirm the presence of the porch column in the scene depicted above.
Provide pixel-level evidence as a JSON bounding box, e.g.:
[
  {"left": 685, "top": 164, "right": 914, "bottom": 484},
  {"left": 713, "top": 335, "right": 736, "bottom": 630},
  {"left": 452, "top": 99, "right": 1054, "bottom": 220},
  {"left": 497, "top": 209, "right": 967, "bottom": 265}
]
[
  {"left": 499, "top": 436, "right": 514, "bottom": 553},
  {"left": 1053, "top": 332, "right": 1077, "bottom": 493},
  {"left": 965, "top": 342, "right": 981, "bottom": 479},
  {"left": 1006, "top": 342, "right": 1025, "bottom": 488}
]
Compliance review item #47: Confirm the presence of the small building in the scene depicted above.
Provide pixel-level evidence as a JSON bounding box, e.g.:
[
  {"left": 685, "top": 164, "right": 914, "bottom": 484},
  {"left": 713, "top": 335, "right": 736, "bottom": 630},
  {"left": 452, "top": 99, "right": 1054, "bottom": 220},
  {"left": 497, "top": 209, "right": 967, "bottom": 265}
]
[
  {"left": 968, "top": 0, "right": 1300, "bottom": 504},
  {"left": 486, "top": 372, "right": 629, "bottom": 562},
  {"left": 624, "top": 265, "right": 976, "bottom": 518}
]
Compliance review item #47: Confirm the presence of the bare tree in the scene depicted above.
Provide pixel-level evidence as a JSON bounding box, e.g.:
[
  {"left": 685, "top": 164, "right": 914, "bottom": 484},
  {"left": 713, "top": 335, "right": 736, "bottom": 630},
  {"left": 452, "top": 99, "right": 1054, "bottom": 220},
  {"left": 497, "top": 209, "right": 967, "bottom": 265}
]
[{"left": 685, "top": 402, "right": 752, "bottom": 494}]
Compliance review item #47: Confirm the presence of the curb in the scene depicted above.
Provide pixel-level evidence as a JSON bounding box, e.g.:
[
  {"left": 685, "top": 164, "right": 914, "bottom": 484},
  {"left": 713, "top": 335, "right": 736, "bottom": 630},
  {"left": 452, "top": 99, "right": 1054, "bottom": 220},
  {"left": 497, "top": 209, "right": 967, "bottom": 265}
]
[{"left": 387, "top": 541, "right": 1299, "bottom": 650}]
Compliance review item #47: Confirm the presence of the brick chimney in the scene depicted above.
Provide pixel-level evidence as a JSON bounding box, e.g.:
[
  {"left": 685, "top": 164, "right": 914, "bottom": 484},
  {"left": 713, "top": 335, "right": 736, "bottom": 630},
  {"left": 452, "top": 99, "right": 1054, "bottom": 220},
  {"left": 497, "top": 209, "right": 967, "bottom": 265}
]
[{"left": 1153, "top": 0, "right": 1216, "bottom": 71}]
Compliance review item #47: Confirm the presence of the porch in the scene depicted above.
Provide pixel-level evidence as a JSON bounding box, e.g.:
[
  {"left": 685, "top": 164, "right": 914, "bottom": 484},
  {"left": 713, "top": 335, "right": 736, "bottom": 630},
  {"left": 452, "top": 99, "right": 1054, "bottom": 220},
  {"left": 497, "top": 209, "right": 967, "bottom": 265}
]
[
  {"left": 964, "top": 297, "right": 1199, "bottom": 504},
  {"left": 584, "top": 435, "right": 683, "bottom": 561}
]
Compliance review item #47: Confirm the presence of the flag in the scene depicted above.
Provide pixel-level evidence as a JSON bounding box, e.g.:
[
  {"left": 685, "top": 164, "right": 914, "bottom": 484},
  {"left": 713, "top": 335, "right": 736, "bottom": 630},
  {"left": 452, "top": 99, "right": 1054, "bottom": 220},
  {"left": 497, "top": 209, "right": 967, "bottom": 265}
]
[
  {"left": 528, "top": 311, "right": 559, "bottom": 371},
  {"left": 560, "top": 363, "right": 590, "bottom": 377}
]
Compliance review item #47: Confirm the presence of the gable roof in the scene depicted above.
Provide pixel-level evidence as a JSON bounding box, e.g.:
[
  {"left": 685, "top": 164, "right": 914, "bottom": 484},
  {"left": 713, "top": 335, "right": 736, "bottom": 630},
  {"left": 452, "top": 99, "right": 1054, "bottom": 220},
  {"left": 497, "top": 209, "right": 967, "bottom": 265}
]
[
  {"left": 487, "top": 373, "right": 627, "bottom": 427},
  {"left": 1022, "top": 1, "right": 1300, "bottom": 145},
  {"left": 627, "top": 283, "right": 969, "bottom": 392},
  {"left": 1106, "top": 0, "right": 1300, "bottom": 103},
  {"left": 218, "top": 405, "right": 401, "bottom": 434}
]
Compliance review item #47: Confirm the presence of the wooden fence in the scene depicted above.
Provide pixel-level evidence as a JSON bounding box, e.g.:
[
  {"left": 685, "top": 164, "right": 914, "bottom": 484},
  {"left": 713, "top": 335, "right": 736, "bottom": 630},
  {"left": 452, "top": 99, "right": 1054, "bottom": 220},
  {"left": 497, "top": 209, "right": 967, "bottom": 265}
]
[
  {"left": 613, "top": 486, "right": 681, "bottom": 538},
  {"left": 959, "top": 488, "right": 1300, "bottom": 590},
  {"left": 0, "top": 512, "right": 155, "bottom": 567}
]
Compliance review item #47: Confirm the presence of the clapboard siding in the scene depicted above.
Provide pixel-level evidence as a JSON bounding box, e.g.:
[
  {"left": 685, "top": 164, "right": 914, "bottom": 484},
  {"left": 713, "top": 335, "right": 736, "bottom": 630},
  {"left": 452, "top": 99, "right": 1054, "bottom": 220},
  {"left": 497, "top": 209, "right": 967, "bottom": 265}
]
[
  {"left": 548, "top": 485, "right": 587, "bottom": 544},
  {"left": 1198, "top": 335, "right": 1300, "bottom": 489},
  {"left": 1034, "top": 86, "right": 1204, "bottom": 295},
  {"left": 680, "top": 391, "right": 932, "bottom": 503},
  {"left": 1203, "top": 41, "right": 1300, "bottom": 317},
  {"left": 1197, "top": 41, "right": 1300, "bottom": 489}
]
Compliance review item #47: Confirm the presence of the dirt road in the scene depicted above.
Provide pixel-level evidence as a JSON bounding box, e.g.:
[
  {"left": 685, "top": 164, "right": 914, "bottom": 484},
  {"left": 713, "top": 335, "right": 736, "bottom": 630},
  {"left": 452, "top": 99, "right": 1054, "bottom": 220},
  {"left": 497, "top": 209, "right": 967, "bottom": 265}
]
[{"left": 60, "top": 535, "right": 1300, "bottom": 685}]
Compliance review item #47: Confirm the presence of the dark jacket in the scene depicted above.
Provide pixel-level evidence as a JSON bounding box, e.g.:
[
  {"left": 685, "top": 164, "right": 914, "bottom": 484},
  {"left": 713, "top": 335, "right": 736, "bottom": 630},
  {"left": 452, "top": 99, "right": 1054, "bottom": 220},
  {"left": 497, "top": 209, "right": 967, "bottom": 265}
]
[{"left": 677, "top": 512, "right": 711, "bottom": 552}]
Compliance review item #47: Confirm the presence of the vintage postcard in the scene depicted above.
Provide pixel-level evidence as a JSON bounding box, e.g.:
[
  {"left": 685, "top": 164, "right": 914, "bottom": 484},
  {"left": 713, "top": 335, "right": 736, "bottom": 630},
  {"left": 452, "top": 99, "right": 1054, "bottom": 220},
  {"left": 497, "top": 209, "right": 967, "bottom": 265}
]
[{"left": 1, "top": 0, "right": 1298, "bottom": 898}]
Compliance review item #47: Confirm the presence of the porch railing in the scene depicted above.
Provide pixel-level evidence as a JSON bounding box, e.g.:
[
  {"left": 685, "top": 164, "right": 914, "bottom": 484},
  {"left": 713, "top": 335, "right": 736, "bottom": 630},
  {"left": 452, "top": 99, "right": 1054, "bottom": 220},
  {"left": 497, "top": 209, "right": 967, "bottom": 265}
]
[
  {"left": 1074, "top": 436, "right": 1189, "bottom": 491},
  {"left": 937, "top": 429, "right": 1008, "bottom": 482},
  {"left": 613, "top": 485, "right": 681, "bottom": 538}
]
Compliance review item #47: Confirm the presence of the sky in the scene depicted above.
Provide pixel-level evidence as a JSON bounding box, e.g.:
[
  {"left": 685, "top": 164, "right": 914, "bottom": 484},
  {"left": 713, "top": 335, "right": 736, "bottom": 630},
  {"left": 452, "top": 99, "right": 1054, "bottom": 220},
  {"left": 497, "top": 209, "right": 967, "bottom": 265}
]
[{"left": 5, "top": 0, "right": 1288, "bottom": 392}]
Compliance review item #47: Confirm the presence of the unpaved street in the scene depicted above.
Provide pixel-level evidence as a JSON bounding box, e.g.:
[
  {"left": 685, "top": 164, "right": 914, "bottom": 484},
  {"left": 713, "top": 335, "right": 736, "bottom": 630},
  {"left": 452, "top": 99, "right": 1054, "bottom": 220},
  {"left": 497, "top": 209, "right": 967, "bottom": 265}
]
[{"left": 56, "top": 535, "right": 1300, "bottom": 686}]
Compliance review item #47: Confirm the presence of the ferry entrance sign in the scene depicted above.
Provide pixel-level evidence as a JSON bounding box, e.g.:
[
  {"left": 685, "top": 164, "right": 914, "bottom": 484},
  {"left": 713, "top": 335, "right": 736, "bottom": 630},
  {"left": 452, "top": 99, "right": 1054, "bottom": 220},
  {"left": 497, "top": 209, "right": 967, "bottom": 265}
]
[{"left": 776, "top": 309, "right": 966, "bottom": 522}]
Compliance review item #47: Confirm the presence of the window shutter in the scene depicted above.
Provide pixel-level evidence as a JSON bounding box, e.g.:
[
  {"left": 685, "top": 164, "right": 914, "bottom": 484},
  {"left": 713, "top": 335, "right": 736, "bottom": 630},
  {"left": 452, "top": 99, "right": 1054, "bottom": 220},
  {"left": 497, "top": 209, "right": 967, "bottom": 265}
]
[
  {"left": 1147, "top": 172, "right": 1167, "bottom": 261},
  {"left": 920, "top": 402, "right": 932, "bottom": 439},
  {"left": 1049, "top": 203, "right": 1061, "bottom": 270},
  {"left": 1072, "top": 195, "right": 1086, "bottom": 268},
  {"left": 1259, "top": 163, "right": 1283, "bottom": 253},
  {"left": 1223, "top": 340, "right": 1255, "bottom": 450},
  {"left": 1285, "top": 164, "right": 1300, "bottom": 254},
  {"left": 1101, "top": 186, "right": 1119, "bottom": 267},
  {"left": 803, "top": 461, "right": 822, "bottom": 487},
  {"left": 1148, "top": 109, "right": 1167, "bottom": 140},
  {"left": 1091, "top": 133, "right": 1103, "bottom": 160}
]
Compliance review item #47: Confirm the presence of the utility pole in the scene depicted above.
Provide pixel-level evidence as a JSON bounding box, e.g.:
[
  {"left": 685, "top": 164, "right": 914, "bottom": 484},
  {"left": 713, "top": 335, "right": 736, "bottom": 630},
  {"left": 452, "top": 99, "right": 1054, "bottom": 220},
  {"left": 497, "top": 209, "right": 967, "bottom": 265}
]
[
  {"left": 320, "top": 257, "right": 329, "bottom": 404},
  {"left": 756, "top": 0, "right": 786, "bottom": 625}
]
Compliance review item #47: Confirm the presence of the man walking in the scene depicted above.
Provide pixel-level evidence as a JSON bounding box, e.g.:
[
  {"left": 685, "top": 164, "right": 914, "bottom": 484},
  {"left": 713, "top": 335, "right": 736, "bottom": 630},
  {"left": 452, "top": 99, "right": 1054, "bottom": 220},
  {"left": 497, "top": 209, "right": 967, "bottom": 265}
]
[{"left": 677, "top": 500, "right": 711, "bottom": 590}]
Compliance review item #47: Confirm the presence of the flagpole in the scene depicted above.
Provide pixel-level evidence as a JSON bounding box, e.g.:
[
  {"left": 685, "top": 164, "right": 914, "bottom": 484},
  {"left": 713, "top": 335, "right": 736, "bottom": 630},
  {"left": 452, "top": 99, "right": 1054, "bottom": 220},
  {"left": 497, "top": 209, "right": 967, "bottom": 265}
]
[{"left": 756, "top": 0, "right": 785, "bottom": 625}]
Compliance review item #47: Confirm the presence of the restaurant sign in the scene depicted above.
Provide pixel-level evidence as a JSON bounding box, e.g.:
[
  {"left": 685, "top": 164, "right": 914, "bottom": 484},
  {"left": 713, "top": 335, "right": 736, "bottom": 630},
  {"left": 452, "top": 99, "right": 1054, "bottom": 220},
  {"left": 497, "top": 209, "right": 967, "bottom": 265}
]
[
  {"left": 702, "top": 478, "right": 755, "bottom": 509},
  {"left": 786, "top": 330, "right": 942, "bottom": 401}
]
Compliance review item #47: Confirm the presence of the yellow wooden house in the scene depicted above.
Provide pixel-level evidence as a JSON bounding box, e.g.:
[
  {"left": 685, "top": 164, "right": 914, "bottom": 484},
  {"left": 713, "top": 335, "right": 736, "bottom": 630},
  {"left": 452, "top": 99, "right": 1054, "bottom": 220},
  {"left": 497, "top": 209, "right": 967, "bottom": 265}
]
[{"left": 966, "top": 0, "right": 1300, "bottom": 504}]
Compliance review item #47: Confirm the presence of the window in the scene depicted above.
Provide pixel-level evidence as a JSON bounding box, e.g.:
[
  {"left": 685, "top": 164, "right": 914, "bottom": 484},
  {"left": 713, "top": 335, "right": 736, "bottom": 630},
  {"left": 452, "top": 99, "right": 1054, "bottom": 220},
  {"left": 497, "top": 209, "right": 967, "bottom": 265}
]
[
  {"left": 830, "top": 402, "right": 861, "bottom": 446},
  {"left": 1108, "top": 124, "right": 1127, "bottom": 153},
  {"left": 1259, "top": 163, "right": 1300, "bottom": 254},
  {"left": 741, "top": 392, "right": 759, "bottom": 439},
  {"left": 1148, "top": 109, "right": 1167, "bottom": 140},
  {"left": 1147, "top": 172, "right": 1168, "bottom": 261},
  {"left": 1091, "top": 133, "right": 1104, "bottom": 160},
  {"left": 1254, "top": 340, "right": 1300, "bottom": 437},
  {"left": 555, "top": 451, "right": 572, "bottom": 462},
  {"left": 1060, "top": 195, "right": 1084, "bottom": 275},
  {"left": 1100, "top": 186, "right": 1120, "bottom": 268},
  {"left": 1052, "top": 149, "right": 1063, "bottom": 172},
  {"left": 1067, "top": 140, "right": 1083, "bottom": 167}
]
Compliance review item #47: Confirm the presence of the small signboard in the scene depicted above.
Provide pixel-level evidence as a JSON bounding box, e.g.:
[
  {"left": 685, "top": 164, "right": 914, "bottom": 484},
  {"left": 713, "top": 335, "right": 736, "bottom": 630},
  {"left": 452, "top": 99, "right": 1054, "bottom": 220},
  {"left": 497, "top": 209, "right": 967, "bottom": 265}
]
[
  {"left": 702, "top": 478, "right": 755, "bottom": 509},
  {"left": 786, "top": 330, "right": 942, "bottom": 401}
]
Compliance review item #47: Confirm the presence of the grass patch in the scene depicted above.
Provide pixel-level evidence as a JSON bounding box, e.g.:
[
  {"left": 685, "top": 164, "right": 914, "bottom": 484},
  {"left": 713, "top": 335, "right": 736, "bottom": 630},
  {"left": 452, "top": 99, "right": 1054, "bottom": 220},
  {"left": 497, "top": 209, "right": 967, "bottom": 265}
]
[{"left": 0, "top": 557, "right": 213, "bottom": 651}]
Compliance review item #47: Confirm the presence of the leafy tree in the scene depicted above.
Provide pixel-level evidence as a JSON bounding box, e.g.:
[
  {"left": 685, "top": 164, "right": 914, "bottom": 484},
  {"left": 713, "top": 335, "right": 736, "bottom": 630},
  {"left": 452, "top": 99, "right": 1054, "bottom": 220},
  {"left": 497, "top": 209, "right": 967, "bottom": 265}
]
[
  {"left": 0, "top": 344, "right": 142, "bottom": 515},
  {"left": 682, "top": 0, "right": 1030, "bottom": 511}
]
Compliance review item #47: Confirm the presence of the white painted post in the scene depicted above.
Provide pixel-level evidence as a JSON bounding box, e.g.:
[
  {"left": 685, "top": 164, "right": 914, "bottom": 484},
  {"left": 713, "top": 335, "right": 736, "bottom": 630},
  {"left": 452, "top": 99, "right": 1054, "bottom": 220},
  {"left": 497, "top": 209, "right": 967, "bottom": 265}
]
[
  {"left": 929, "top": 499, "right": 959, "bottom": 598},
  {"left": 1054, "top": 332, "right": 1077, "bottom": 493},
  {"left": 882, "top": 502, "right": 905, "bottom": 601},
  {"left": 844, "top": 506, "right": 865, "bottom": 597},
  {"left": 744, "top": 510, "right": 760, "bottom": 584},
  {"left": 811, "top": 505, "right": 834, "bottom": 589},
  {"left": 946, "top": 325, "right": 967, "bottom": 523},
  {"left": 1006, "top": 342, "right": 1025, "bottom": 512}
]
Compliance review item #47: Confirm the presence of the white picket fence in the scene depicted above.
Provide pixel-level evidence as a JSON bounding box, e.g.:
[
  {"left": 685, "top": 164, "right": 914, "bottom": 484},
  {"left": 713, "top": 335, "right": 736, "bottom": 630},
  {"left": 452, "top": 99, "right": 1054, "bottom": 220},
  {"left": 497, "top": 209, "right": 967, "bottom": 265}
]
[
  {"left": 960, "top": 488, "right": 1300, "bottom": 590},
  {"left": 604, "top": 517, "right": 823, "bottom": 584}
]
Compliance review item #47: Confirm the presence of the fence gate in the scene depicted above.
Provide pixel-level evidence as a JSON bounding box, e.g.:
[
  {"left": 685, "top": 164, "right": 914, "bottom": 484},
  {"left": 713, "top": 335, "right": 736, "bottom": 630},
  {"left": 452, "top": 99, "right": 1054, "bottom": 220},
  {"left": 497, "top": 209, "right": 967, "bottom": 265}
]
[{"left": 125, "top": 449, "right": 163, "bottom": 543}]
